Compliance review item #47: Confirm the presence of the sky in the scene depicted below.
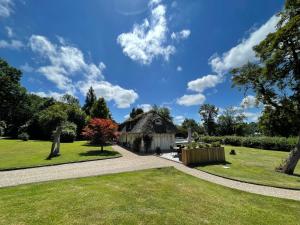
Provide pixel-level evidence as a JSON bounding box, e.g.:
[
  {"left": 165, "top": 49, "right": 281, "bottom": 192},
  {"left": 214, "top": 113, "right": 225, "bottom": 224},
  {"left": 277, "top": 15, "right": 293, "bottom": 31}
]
[{"left": 0, "top": 0, "right": 284, "bottom": 124}]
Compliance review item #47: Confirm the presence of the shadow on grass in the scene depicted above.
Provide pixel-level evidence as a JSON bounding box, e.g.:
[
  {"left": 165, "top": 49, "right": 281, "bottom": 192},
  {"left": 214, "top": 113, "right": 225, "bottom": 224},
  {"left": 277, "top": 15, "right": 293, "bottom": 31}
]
[{"left": 79, "top": 150, "right": 119, "bottom": 157}]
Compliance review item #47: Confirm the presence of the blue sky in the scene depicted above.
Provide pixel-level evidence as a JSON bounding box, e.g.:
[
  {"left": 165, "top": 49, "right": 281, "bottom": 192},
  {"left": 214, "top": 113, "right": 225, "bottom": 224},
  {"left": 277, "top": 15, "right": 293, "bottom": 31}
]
[{"left": 0, "top": 0, "right": 284, "bottom": 124}]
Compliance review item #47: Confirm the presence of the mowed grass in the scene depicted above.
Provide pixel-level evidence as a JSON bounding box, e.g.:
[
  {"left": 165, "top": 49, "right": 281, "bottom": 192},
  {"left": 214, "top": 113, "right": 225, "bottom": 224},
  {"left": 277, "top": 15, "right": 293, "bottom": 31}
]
[
  {"left": 0, "top": 168, "right": 299, "bottom": 225},
  {"left": 0, "top": 139, "right": 120, "bottom": 170},
  {"left": 197, "top": 146, "right": 300, "bottom": 189}
]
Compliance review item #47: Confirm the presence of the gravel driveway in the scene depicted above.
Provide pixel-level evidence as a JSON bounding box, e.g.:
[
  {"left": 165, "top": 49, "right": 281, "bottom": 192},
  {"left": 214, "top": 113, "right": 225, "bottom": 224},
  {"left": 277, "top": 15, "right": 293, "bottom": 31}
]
[{"left": 0, "top": 145, "right": 299, "bottom": 201}]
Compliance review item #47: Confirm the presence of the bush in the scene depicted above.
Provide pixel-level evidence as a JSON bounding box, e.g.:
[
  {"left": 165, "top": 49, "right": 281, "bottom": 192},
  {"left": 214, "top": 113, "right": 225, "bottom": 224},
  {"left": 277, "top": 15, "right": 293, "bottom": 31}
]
[
  {"left": 211, "top": 141, "right": 221, "bottom": 147},
  {"left": 199, "top": 135, "right": 297, "bottom": 152},
  {"left": 60, "top": 122, "right": 77, "bottom": 143},
  {"left": 18, "top": 132, "right": 29, "bottom": 141}
]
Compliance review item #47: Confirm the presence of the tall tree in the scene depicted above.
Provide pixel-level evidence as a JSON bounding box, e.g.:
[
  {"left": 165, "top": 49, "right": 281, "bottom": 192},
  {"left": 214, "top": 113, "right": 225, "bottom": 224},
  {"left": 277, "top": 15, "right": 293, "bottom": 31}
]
[
  {"left": 182, "top": 118, "right": 202, "bottom": 134},
  {"left": 199, "top": 104, "right": 218, "bottom": 136},
  {"left": 61, "top": 94, "right": 80, "bottom": 107},
  {"left": 130, "top": 107, "right": 144, "bottom": 119},
  {"left": 0, "top": 58, "right": 28, "bottom": 136},
  {"left": 90, "top": 97, "right": 111, "bottom": 119},
  {"left": 217, "top": 107, "right": 246, "bottom": 136},
  {"left": 152, "top": 105, "right": 173, "bottom": 121},
  {"left": 231, "top": 0, "right": 300, "bottom": 174},
  {"left": 82, "top": 87, "right": 97, "bottom": 115}
]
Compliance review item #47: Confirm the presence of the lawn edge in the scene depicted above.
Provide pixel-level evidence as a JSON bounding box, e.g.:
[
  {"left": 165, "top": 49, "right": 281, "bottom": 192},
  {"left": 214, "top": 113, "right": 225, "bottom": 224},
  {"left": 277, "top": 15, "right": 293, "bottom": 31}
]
[
  {"left": 0, "top": 155, "right": 122, "bottom": 172},
  {"left": 196, "top": 167, "right": 300, "bottom": 191}
]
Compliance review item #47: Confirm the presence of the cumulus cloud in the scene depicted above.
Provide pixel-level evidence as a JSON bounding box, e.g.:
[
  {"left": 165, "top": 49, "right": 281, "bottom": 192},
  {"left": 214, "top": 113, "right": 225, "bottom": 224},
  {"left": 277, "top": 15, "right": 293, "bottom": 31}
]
[
  {"left": 177, "top": 66, "right": 182, "bottom": 72},
  {"left": 32, "top": 91, "right": 64, "bottom": 100},
  {"left": 137, "top": 104, "right": 153, "bottom": 112},
  {"left": 177, "top": 93, "right": 206, "bottom": 106},
  {"left": 0, "top": 0, "right": 13, "bottom": 18},
  {"left": 187, "top": 74, "right": 223, "bottom": 92},
  {"left": 241, "top": 95, "right": 258, "bottom": 109},
  {"left": 174, "top": 115, "right": 185, "bottom": 125},
  {"left": 29, "top": 35, "right": 139, "bottom": 108},
  {"left": 20, "top": 63, "right": 34, "bottom": 73},
  {"left": 210, "top": 15, "right": 279, "bottom": 74},
  {"left": 117, "top": 1, "right": 175, "bottom": 64},
  {"left": 0, "top": 39, "right": 23, "bottom": 49},
  {"left": 171, "top": 29, "right": 191, "bottom": 41},
  {"left": 244, "top": 111, "right": 260, "bottom": 122}
]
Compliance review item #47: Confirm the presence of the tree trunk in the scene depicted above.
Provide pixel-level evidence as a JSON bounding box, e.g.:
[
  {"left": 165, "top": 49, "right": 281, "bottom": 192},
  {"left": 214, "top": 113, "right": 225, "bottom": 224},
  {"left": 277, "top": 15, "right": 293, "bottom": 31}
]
[
  {"left": 276, "top": 133, "right": 300, "bottom": 175},
  {"left": 47, "top": 126, "right": 62, "bottom": 159}
]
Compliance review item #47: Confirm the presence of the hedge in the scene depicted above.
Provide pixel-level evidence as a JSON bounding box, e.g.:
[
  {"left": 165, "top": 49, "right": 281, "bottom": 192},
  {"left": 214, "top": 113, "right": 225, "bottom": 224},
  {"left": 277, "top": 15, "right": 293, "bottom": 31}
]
[{"left": 199, "top": 136, "right": 298, "bottom": 152}]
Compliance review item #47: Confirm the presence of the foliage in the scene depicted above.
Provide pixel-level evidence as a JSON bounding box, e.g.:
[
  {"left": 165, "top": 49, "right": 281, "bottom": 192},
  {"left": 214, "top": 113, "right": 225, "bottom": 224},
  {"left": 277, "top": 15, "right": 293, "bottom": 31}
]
[
  {"left": 143, "top": 134, "right": 153, "bottom": 152},
  {"left": 90, "top": 97, "right": 111, "bottom": 119},
  {"left": 129, "top": 107, "right": 144, "bottom": 119},
  {"left": 199, "top": 136, "right": 297, "bottom": 152},
  {"left": 132, "top": 137, "right": 142, "bottom": 152},
  {"left": 211, "top": 141, "right": 221, "bottom": 147},
  {"left": 82, "top": 118, "right": 118, "bottom": 148},
  {"left": 199, "top": 104, "right": 218, "bottom": 135},
  {"left": 60, "top": 122, "right": 77, "bottom": 143},
  {"left": 61, "top": 94, "right": 80, "bottom": 107},
  {"left": 82, "top": 87, "right": 97, "bottom": 115},
  {"left": 152, "top": 105, "right": 173, "bottom": 121},
  {"left": 217, "top": 107, "right": 246, "bottom": 136},
  {"left": 18, "top": 132, "right": 29, "bottom": 141}
]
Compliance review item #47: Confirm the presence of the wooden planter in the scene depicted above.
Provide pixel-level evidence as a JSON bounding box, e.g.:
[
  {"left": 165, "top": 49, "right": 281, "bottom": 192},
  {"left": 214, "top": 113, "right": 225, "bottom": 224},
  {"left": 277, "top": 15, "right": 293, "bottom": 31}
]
[{"left": 181, "top": 147, "right": 225, "bottom": 166}]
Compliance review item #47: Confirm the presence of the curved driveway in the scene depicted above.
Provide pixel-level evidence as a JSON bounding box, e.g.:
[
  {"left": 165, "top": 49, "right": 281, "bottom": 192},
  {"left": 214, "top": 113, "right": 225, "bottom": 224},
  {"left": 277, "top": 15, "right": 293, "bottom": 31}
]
[{"left": 0, "top": 145, "right": 299, "bottom": 201}]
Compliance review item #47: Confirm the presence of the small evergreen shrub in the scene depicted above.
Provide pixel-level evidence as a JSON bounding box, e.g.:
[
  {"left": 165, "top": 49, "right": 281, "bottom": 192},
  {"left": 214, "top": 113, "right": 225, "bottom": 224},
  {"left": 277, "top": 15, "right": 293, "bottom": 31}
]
[
  {"left": 18, "top": 132, "right": 29, "bottom": 141},
  {"left": 211, "top": 141, "right": 221, "bottom": 147}
]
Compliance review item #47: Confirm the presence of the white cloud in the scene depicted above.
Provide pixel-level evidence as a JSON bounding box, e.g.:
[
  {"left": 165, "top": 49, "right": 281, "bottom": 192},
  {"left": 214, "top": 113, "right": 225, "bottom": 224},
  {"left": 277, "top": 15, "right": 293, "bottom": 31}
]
[
  {"left": 0, "top": 39, "right": 23, "bottom": 49},
  {"left": 187, "top": 74, "right": 222, "bottom": 92},
  {"left": 137, "top": 104, "right": 153, "bottom": 112},
  {"left": 124, "top": 114, "right": 130, "bottom": 120},
  {"left": 244, "top": 111, "right": 260, "bottom": 122},
  {"left": 5, "top": 26, "right": 13, "bottom": 37},
  {"left": 177, "top": 93, "right": 206, "bottom": 106},
  {"left": 77, "top": 80, "right": 138, "bottom": 109},
  {"left": 29, "top": 35, "right": 139, "bottom": 108},
  {"left": 0, "top": 0, "right": 13, "bottom": 18},
  {"left": 241, "top": 95, "right": 258, "bottom": 109},
  {"left": 20, "top": 63, "right": 34, "bottom": 73},
  {"left": 174, "top": 115, "right": 185, "bottom": 125},
  {"left": 117, "top": 0, "right": 177, "bottom": 65},
  {"left": 177, "top": 66, "right": 182, "bottom": 71},
  {"left": 171, "top": 29, "right": 191, "bottom": 41},
  {"left": 210, "top": 15, "right": 279, "bottom": 74},
  {"left": 32, "top": 91, "right": 64, "bottom": 100}
]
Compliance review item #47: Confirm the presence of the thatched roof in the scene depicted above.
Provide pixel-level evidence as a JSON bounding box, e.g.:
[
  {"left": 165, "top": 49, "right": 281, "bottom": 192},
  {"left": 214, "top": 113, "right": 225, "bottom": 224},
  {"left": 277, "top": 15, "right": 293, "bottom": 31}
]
[{"left": 119, "top": 111, "right": 177, "bottom": 134}]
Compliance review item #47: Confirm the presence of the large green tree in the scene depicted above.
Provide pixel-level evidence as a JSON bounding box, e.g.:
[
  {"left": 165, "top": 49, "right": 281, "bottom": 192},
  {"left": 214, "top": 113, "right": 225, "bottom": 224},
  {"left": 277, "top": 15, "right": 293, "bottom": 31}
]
[
  {"left": 129, "top": 107, "right": 144, "bottom": 119},
  {"left": 217, "top": 107, "right": 246, "bottom": 136},
  {"left": 90, "top": 97, "right": 111, "bottom": 119},
  {"left": 199, "top": 104, "right": 218, "bottom": 136},
  {"left": 82, "top": 87, "right": 97, "bottom": 115},
  {"left": 152, "top": 105, "right": 173, "bottom": 121},
  {"left": 231, "top": 0, "right": 300, "bottom": 174}
]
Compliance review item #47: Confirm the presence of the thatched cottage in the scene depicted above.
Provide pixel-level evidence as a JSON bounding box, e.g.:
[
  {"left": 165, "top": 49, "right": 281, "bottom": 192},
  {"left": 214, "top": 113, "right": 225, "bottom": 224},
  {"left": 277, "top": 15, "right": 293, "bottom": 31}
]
[{"left": 119, "top": 111, "right": 177, "bottom": 153}]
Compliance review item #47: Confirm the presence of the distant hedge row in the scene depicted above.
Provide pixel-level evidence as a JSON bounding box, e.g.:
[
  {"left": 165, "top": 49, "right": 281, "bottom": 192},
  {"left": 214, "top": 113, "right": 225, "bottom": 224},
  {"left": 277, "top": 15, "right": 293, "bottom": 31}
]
[{"left": 199, "top": 136, "right": 298, "bottom": 152}]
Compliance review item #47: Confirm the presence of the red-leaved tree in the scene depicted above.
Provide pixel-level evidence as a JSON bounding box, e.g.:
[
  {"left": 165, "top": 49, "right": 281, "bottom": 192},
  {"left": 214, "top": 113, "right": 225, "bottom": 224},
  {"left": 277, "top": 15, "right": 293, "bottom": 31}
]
[{"left": 82, "top": 118, "right": 118, "bottom": 151}]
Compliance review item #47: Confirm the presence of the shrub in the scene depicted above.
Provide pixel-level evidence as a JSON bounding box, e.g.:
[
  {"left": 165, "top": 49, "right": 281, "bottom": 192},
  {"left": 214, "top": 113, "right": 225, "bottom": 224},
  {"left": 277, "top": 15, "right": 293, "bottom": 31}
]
[
  {"left": 132, "top": 137, "right": 142, "bottom": 152},
  {"left": 18, "top": 132, "right": 29, "bottom": 141},
  {"left": 199, "top": 135, "right": 297, "bottom": 152},
  {"left": 211, "top": 141, "right": 221, "bottom": 147}
]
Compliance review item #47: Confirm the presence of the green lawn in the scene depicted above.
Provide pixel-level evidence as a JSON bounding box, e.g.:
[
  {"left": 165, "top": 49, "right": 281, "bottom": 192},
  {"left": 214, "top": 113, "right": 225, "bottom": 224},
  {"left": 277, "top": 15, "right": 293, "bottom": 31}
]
[
  {"left": 0, "top": 139, "right": 120, "bottom": 170},
  {"left": 197, "top": 146, "right": 300, "bottom": 189},
  {"left": 0, "top": 168, "right": 299, "bottom": 225}
]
